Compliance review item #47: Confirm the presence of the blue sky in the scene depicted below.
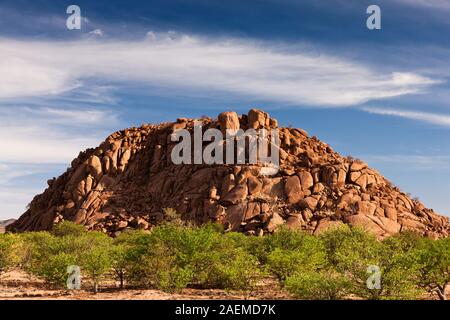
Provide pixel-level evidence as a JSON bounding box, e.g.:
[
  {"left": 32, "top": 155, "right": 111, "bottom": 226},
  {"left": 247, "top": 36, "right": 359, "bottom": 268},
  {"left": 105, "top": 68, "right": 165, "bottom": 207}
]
[{"left": 0, "top": 0, "right": 450, "bottom": 219}]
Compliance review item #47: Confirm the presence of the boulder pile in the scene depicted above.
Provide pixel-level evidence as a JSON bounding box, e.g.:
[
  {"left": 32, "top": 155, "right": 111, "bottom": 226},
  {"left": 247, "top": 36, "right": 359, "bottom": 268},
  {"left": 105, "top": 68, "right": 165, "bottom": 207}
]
[{"left": 8, "top": 109, "right": 450, "bottom": 239}]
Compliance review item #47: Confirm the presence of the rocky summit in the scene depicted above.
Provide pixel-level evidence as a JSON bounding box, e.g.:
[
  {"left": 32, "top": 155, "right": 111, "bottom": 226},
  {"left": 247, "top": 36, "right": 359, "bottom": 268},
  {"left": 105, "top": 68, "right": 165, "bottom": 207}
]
[{"left": 8, "top": 109, "right": 450, "bottom": 239}]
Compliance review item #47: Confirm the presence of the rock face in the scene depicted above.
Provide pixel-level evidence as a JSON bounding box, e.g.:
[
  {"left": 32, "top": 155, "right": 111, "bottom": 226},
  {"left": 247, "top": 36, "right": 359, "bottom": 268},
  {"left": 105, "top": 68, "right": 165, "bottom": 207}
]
[
  {"left": 0, "top": 219, "right": 16, "bottom": 234},
  {"left": 8, "top": 109, "right": 450, "bottom": 239}
]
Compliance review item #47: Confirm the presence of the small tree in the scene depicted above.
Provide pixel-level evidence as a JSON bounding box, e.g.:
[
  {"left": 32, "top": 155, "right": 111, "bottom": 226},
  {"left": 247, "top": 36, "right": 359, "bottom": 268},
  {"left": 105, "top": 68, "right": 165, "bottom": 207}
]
[
  {"left": 379, "top": 232, "right": 422, "bottom": 300},
  {"left": 80, "top": 232, "right": 113, "bottom": 293},
  {"left": 320, "top": 226, "right": 421, "bottom": 300},
  {"left": 18, "top": 231, "right": 56, "bottom": 276},
  {"left": 19, "top": 232, "right": 78, "bottom": 287},
  {"left": 110, "top": 243, "right": 128, "bottom": 289},
  {"left": 39, "top": 252, "right": 77, "bottom": 286},
  {"left": 416, "top": 237, "right": 450, "bottom": 300}
]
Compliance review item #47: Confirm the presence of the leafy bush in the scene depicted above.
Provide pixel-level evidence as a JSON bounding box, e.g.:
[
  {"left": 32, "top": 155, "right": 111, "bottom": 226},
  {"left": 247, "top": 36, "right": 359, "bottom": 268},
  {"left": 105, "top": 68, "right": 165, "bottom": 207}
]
[
  {"left": 38, "top": 252, "right": 77, "bottom": 286},
  {"left": 80, "top": 232, "right": 113, "bottom": 293},
  {"left": 20, "top": 227, "right": 112, "bottom": 291},
  {"left": 320, "top": 226, "right": 422, "bottom": 300},
  {"left": 0, "top": 234, "right": 21, "bottom": 273},
  {"left": 265, "top": 227, "right": 312, "bottom": 251},
  {"left": 266, "top": 234, "right": 326, "bottom": 280},
  {"left": 379, "top": 232, "right": 422, "bottom": 299},
  {"left": 2, "top": 220, "right": 448, "bottom": 300},
  {"left": 285, "top": 269, "right": 351, "bottom": 300},
  {"left": 193, "top": 241, "right": 261, "bottom": 291},
  {"left": 121, "top": 224, "right": 261, "bottom": 292},
  {"left": 52, "top": 221, "right": 86, "bottom": 237},
  {"left": 416, "top": 237, "right": 450, "bottom": 300}
]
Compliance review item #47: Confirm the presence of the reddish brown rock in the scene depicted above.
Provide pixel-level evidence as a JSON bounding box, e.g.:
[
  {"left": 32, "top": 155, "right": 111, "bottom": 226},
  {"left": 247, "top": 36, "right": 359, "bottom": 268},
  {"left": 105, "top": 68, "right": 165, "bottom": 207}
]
[
  {"left": 218, "top": 111, "right": 240, "bottom": 133},
  {"left": 248, "top": 109, "right": 270, "bottom": 129},
  {"left": 284, "top": 176, "right": 303, "bottom": 204},
  {"left": 298, "top": 171, "right": 314, "bottom": 191},
  {"left": 314, "top": 219, "right": 343, "bottom": 235},
  {"left": 7, "top": 109, "right": 449, "bottom": 239}
]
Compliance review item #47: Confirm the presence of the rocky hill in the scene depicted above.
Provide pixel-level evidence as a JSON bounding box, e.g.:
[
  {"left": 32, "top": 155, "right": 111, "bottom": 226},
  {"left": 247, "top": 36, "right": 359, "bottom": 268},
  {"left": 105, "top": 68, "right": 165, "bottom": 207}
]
[
  {"left": 0, "top": 219, "right": 16, "bottom": 234},
  {"left": 8, "top": 109, "right": 450, "bottom": 238}
]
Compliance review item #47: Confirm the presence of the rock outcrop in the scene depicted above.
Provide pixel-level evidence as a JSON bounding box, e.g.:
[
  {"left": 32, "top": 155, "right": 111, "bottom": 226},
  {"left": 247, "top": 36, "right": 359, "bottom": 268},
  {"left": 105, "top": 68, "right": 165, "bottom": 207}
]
[
  {"left": 8, "top": 109, "right": 450, "bottom": 239},
  {"left": 0, "top": 219, "right": 16, "bottom": 234}
]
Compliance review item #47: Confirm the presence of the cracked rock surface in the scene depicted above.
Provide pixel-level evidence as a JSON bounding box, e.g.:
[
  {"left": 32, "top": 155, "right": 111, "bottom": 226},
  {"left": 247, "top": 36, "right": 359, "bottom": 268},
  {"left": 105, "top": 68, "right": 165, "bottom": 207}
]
[{"left": 8, "top": 109, "right": 450, "bottom": 239}]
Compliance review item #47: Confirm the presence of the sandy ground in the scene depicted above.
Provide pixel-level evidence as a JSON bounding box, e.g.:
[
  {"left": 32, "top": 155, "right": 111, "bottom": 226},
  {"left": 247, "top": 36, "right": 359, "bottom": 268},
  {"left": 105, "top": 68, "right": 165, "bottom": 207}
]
[
  {"left": 0, "top": 269, "right": 291, "bottom": 300},
  {"left": 1, "top": 269, "right": 447, "bottom": 300}
]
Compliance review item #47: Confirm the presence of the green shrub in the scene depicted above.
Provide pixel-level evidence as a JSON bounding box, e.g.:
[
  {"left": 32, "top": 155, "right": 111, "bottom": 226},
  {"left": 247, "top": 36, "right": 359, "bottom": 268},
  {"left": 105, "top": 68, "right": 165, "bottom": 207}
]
[
  {"left": 3, "top": 220, "right": 447, "bottom": 300},
  {"left": 52, "top": 221, "right": 86, "bottom": 237},
  {"left": 18, "top": 231, "right": 55, "bottom": 273},
  {"left": 110, "top": 243, "right": 128, "bottom": 289},
  {"left": 266, "top": 231, "right": 326, "bottom": 280},
  {"left": 80, "top": 232, "right": 113, "bottom": 293},
  {"left": 122, "top": 224, "right": 261, "bottom": 292},
  {"left": 285, "top": 269, "right": 351, "bottom": 300},
  {"left": 20, "top": 228, "right": 111, "bottom": 290},
  {"left": 193, "top": 245, "right": 261, "bottom": 291},
  {"left": 320, "top": 226, "right": 421, "bottom": 300},
  {"left": 266, "top": 227, "right": 312, "bottom": 251},
  {"left": 19, "top": 232, "right": 75, "bottom": 285},
  {"left": 0, "top": 234, "right": 20, "bottom": 273},
  {"left": 39, "top": 252, "right": 77, "bottom": 286},
  {"left": 416, "top": 237, "right": 450, "bottom": 300},
  {"left": 379, "top": 232, "right": 422, "bottom": 300}
]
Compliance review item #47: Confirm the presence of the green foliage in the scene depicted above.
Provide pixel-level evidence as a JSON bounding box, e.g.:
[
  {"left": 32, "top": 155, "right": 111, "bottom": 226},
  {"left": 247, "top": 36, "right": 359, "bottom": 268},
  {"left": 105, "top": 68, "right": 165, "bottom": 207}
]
[
  {"left": 416, "top": 237, "right": 450, "bottom": 300},
  {"left": 137, "top": 242, "right": 194, "bottom": 292},
  {"left": 192, "top": 239, "right": 261, "bottom": 291},
  {"left": 379, "top": 232, "right": 422, "bottom": 300},
  {"left": 2, "top": 221, "right": 448, "bottom": 300},
  {"left": 320, "top": 226, "right": 422, "bottom": 300},
  {"left": 38, "top": 252, "right": 77, "bottom": 285},
  {"left": 162, "top": 207, "right": 186, "bottom": 226},
  {"left": 109, "top": 242, "right": 129, "bottom": 289},
  {"left": 265, "top": 227, "right": 311, "bottom": 251},
  {"left": 0, "top": 233, "right": 21, "bottom": 273},
  {"left": 285, "top": 269, "right": 351, "bottom": 300},
  {"left": 52, "top": 221, "right": 86, "bottom": 237},
  {"left": 19, "top": 231, "right": 77, "bottom": 286},
  {"left": 121, "top": 223, "right": 261, "bottom": 292},
  {"left": 20, "top": 228, "right": 112, "bottom": 291},
  {"left": 266, "top": 231, "right": 326, "bottom": 280},
  {"left": 80, "top": 232, "right": 113, "bottom": 293}
]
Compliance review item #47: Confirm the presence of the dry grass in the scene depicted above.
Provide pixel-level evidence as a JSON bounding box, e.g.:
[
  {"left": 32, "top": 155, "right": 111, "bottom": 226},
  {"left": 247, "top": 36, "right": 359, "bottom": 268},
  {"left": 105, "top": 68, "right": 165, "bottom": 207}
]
[{"left": 0, "top": 269, "right": 291, "bottom": 300}]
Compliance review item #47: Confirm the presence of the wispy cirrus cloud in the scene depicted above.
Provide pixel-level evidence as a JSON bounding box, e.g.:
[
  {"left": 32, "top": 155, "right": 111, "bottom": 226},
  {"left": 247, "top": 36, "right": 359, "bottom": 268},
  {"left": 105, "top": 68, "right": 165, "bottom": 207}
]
[
  {"left": 360, "top": 106, "right": 450, "bottom": 128},
  {"left": 0, "top": 106, "right": 117, "bottom": 164},
  {"left": 394, "top": 0, "right": 450, "bottom": 11},
  {"left": 0, "top": 33, "right": 439, "bottom": 106},
  {"left": 363, "top": 154, "right": 450, "bottom": 171},
  {"left": 0, "top": 105, "right": 116, "bottom": 218}
]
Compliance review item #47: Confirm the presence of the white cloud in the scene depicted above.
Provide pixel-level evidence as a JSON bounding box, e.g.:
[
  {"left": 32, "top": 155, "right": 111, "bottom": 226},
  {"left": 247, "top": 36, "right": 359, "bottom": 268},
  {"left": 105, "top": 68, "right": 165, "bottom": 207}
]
[
  {"left": 0, "top": 163, "right": 49, "bottom": 185},
  {"left": 0, "top": 34, "right": 438, "bottom": 106},
  {"left": 394, "top": 0, "right": 450, "bottom": 11},
  {"left": 0, "top": 105, "right": 113, "bottom": 218},
  {"left": 361, "top": 106, "right": 450, "bottom": 128},
  {"left": 0, "top": 187, "right": 37, "bottom": 220},
  {"left": 363, "top": 154, "right": 450, "bottom": 170},
  {"left": 88, "top": 29, "right": 104, "bottom": 37},
  {"left": 0, "top": 106, "right": 116, "bottom": 163},
  {"left": 0, "top": 163, "right": 66, "bottom": 219}
]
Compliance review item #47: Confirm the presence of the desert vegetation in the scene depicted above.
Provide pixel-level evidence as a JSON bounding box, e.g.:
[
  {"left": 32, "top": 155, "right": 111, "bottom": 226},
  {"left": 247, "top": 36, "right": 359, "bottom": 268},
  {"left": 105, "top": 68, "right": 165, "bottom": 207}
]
[{"left": 0, "top": 220, "right": 449, "bottom": 300}]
